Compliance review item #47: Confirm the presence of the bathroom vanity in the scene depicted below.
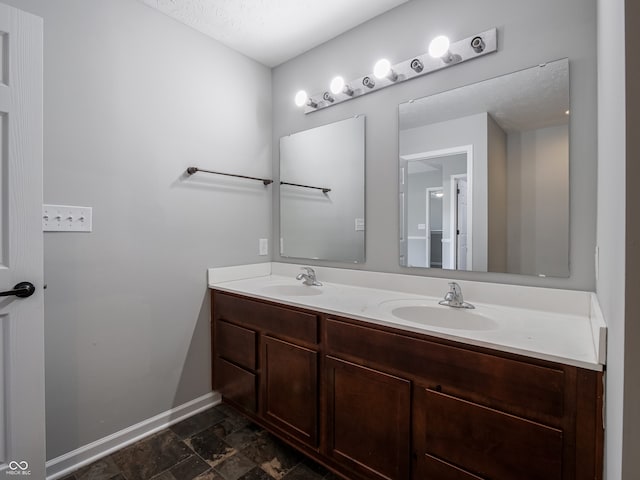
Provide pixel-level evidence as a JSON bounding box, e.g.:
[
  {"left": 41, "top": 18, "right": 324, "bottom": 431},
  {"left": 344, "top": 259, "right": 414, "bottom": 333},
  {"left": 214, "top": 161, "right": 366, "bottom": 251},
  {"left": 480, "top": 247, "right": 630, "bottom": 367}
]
[{"left": 209, "top": 264, "right": 605, "bottom": 480}]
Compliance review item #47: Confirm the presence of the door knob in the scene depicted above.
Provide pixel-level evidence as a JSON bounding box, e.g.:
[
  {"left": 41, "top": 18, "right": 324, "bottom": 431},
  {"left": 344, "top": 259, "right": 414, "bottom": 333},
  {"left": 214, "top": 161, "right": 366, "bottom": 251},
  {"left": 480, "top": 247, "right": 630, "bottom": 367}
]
[{"left": 0, "top": 282, "right": 35, "bottom": 298}]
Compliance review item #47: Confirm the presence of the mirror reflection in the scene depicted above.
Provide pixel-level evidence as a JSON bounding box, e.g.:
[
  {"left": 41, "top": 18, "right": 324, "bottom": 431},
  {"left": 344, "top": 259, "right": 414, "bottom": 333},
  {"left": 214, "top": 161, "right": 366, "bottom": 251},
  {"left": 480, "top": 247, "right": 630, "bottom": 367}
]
[
  {"left": 399, "top": 58, "right": 569, "bottom": 277},
  {"left": 280, "top": 116, "right": 365, "bottom": 263}
]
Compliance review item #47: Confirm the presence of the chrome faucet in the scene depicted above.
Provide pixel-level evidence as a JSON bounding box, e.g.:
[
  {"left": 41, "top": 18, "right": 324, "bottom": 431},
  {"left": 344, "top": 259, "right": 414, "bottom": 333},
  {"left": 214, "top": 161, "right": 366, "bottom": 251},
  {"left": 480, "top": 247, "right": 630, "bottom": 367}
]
[
  {"left": 439, "top": 282, "right": 474, "bottom": 309},
  {"left": 296, "top": 267, "right": 322, "bottom": 286}
]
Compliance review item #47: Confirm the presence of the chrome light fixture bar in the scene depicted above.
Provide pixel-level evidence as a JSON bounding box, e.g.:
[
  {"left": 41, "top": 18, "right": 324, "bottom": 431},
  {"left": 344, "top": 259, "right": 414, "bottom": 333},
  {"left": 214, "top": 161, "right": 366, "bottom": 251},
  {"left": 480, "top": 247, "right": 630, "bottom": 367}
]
[{"left": 301, "top": 28, "right": 497, "bottom": 114}]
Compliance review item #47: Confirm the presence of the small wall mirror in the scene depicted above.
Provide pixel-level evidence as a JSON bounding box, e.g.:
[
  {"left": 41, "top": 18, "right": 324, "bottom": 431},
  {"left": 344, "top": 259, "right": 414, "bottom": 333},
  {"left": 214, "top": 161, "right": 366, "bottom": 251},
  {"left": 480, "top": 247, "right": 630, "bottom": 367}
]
[
  {"left": 399, "top": 58, "right": 569, "bottom": 277},
  {"left": 280, "top": 116, "right": 365, "bottom": 263}
]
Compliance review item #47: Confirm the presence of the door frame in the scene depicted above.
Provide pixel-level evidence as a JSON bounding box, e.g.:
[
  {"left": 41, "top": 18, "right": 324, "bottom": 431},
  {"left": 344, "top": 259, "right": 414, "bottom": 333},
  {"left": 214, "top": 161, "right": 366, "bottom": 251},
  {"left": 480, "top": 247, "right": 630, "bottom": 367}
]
[{"left": 401, "top": 145, "right": 473, "bottom": 271}]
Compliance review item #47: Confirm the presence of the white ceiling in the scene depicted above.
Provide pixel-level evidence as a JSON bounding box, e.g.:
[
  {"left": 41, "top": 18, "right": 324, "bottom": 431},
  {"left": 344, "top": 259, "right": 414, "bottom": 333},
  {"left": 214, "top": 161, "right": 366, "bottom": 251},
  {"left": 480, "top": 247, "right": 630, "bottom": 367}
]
[
  {"left": 399, "top": 58, "right": 570, "bottom": 133},
  {"left": 140, "top": 0, "right": 409, "bottom": 67}
]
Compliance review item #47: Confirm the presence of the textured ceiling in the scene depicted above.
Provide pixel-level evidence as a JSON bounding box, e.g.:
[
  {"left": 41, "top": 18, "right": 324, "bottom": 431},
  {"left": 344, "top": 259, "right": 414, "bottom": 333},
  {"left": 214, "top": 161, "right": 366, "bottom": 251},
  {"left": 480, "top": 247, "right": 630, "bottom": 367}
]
[
  {"left": 399, "top": 59, "right": 570, "bottom": 133},
  {"left": 140, "top": 0, "right": 409, "bottom": 67}
]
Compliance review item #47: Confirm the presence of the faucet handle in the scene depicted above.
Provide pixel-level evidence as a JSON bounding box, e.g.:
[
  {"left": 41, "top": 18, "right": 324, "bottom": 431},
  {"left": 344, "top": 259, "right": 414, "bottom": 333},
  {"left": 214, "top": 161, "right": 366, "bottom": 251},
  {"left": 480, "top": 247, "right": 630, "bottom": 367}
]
[{"left": 300, "top": 267, "right": 315, "bottom": 275}]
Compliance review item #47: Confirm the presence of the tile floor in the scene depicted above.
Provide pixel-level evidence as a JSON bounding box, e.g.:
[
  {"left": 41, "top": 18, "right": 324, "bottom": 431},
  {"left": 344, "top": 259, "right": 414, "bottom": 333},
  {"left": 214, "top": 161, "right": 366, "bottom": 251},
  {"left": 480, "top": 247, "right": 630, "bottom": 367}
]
[{"left": 61, "top": 404, "right": 339, "bottom": 480}]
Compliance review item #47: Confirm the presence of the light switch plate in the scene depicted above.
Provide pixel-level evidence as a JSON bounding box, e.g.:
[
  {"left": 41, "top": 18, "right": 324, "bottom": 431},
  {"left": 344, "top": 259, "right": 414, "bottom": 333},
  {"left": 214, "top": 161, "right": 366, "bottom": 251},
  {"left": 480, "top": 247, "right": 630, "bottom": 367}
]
[
  {"left": 259, "top": 238, "right": 268, "bottom": 256},
  {"left": 43, "top": 204, "right": 92, "bottom": 232},
  {"left": 355, "top": 218, "right": 365, "bottom": 231}
]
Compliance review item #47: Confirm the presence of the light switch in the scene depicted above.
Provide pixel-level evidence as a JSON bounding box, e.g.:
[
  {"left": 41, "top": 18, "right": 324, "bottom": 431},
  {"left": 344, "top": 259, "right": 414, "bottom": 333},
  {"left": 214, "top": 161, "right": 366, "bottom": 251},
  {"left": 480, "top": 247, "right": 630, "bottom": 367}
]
[
  {"left": 418, "top": 224, "right": 426, "bottom": 230},
  {"left": 355, "top": 218, "right": 365, "bottom": 231},
  {"left": 259, "top": 238, "right": 268, "bottom": 256},
  {"left": 43, "top": 204, "right": 92, "bottom": 232}
]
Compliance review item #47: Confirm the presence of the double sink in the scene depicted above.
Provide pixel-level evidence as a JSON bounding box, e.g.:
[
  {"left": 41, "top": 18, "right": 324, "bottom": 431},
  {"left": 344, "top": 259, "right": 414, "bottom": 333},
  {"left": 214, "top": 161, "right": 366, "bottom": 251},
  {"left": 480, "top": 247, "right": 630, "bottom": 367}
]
[{"left": 259, "top": 283, "right": 498, "bottom": 332}]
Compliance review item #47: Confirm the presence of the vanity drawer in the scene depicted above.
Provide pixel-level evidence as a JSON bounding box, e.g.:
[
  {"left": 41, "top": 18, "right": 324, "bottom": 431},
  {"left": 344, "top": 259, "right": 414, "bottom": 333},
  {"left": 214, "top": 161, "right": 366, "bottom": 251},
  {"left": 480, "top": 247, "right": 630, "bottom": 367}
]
[
  {"left": 215, "top": 320, "right": 257, "bottom": 371},
  {"left": 325, "top": 318, "right": 565, "bottom": 424},
  {"left": 214, "top": 358, "right": 257, "bottom": 413},
  {"left": 214, "top": 291, "right": 319, "bottom": 345},
  {"left": 422, "top": 389, "right": 563, "bottom": 480}
]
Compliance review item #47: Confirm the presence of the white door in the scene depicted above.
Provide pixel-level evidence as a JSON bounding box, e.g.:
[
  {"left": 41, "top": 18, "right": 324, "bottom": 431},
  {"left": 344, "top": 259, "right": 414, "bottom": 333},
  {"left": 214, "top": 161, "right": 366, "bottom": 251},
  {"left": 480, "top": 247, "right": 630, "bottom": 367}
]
[{"left": 0, "top": 3, "right": 45, "bottom": 478}]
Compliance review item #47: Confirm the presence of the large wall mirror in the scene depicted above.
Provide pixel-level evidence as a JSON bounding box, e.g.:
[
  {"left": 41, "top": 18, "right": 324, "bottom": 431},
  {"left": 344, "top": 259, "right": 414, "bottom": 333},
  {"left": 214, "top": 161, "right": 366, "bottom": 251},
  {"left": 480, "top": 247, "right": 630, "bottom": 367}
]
[
  {"left": 399, "top": 58, "right": 569, "bottom": 277},
  {"left": 280, "top": 116, "right": 365, "bottom": 263}
]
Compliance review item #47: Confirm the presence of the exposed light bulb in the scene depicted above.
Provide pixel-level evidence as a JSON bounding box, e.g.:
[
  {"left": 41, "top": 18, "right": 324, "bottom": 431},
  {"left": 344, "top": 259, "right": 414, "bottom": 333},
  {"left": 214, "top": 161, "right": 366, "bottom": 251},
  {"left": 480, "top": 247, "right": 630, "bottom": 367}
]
[
  {"left": 330, "top": 76, "right": 345, "bottom": 95},
  {"left": 429, "top": 35, "right": 451, "bottom": 58},
  {"left": 294, "top": 90, "right": 308, "bottom": 107},
  {"left": 373, "top": 58, "right": 398, "bottom": 81},
  {"left": 565, "top": 110, "right": 570, "bottom": 115}
]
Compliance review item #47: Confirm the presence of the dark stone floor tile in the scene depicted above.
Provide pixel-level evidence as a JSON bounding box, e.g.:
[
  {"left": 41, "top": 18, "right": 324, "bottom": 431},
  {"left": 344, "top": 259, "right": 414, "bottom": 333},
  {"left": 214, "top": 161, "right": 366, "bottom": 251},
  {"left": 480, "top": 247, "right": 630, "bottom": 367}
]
[
  {"left": 213, "top": 453, "right": 255, "bottom": 480},
  {"left": 74, "top": 456, "right": 121, "bottom": 480},
  {"left": 237, "top": 467, "right": 272, "bottom": 480},
  {"left": 210, "top": 409, "right": 251, "bottom": 438},
  {"left": 171, "top": 408, "right": 227, "bottom": 439},
  {"left": 213, "top": 404, "right": 238, "bottom": 418},
  {"left": 59, "top": 475, "right": 77, "bottom": 480},
  {"left": 224, "top": 424, "right": 263, "bottom": 450},
  {"left": 323, "top": 473, "right": 341, "bottom": 480},
  {"left": 301, "top": 458, "right": 329, "bottom": 477},
  {"left": 111, "top": 429, "right": 192, "bottom": 480},
  {"left": 166, "top": 454, "right": 211, "bottom": 479},
  {"left": 239, "top": 433, "right": 301, "bottom": 480},
  {"left": 193, "top": 471, "right": 225, "bottom": 480},
  {"left": 149, "top": 472, "right": 175, "bottom": 480},
  {"left": 282, "top": 463, "right": 324, "bottom": 480},
  {"left": 185, "top": 425, "right": 237, "bottom": 467}
]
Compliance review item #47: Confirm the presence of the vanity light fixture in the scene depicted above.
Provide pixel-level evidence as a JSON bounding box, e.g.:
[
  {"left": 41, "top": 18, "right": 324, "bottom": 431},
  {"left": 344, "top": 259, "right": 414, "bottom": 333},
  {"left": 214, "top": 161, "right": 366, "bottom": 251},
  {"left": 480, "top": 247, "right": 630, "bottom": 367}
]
[
  {"left": 330, "top": 76, "right": 354, "bottom": 96},
  {"left": 362, "top": 76, "right": 375, "bottom": 89},
  {"left": 373, "top": 58, "right": 398, "bottom": 81},
  {"left": 429, "top": 35, "right": 455, "bottom": 63},
  {"left": 295, "top": 27, "right": 497, "bottom": 113},
  {"left": 323, "top": 91, "right": 335, "bottom": 103},
  {"left": 471, "top": 36, "right": 486, "bottom": 53},
  {"left": 410, "top": 58, "right": 424, "bottom": 73},
  {"left": 295, "top": 90, "right": 317, "bottom": 108}
]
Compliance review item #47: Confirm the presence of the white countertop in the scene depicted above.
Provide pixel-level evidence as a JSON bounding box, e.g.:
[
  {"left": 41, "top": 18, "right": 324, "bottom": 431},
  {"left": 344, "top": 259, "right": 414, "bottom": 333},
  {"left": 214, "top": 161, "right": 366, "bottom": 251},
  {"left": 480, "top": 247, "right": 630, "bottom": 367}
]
[{"left": 208, "top": 263, "right": 607, "bottom": 371}]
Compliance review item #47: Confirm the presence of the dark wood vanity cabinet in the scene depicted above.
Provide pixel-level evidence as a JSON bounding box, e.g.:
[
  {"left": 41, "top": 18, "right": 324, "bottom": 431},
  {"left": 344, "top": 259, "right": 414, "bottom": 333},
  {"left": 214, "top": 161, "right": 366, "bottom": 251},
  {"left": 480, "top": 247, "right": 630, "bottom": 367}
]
[
  {"left": 212, "top": 291, "right": 320, "bottom": 448},
  {"left": 211, "top": 290, "right": 604, "bottom": 480}
]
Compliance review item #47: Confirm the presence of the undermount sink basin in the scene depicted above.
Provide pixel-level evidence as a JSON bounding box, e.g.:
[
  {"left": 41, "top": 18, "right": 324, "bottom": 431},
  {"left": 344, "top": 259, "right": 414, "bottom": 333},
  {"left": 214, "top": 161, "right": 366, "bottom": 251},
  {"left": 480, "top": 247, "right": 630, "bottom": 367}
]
[
  {"left": 261, "top": 285, "right": 323, "bottom": 297},
  {"left": 380, "top": 300, "right": 499, "bottom": 331}
]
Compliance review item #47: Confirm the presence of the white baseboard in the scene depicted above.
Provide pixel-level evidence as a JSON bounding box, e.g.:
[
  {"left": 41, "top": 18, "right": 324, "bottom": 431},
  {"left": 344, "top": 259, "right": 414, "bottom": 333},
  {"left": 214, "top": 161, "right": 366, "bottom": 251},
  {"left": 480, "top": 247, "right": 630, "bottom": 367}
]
[{"left": 46, "top": 391, "right": 221, "bottom": 480}]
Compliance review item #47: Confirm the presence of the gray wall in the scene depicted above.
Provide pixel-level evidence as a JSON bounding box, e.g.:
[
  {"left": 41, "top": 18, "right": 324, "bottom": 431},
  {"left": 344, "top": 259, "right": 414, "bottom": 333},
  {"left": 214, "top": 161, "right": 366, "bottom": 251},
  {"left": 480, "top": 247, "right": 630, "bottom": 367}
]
[
  {"left": 3, "top": 0, "right": 272, "bottom": 459},
  {"left": 507, "top": 124, "right": 569, "bottom": 276},
  {"left": 596, "top": 0, "right": 640, "bottom": 478},
  {"left": 272, "top": 0, "right": 597, "bottom": 291},
  {"left": 487, "top": 115, "right": 507, "bottom": 272}
]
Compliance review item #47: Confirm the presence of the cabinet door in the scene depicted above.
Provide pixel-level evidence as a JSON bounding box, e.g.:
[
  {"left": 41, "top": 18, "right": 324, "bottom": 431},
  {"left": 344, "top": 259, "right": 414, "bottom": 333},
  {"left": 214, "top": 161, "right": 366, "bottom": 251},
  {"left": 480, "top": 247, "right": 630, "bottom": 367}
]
[
  {"left": 325, "top": 356, "right": 411, "bottom": 480},
  {"left": 413, "top": 387, "right": 563, "bottom": 480},
  {"left": 263, "top": 336, "right": 318, "bottom": 446}
]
